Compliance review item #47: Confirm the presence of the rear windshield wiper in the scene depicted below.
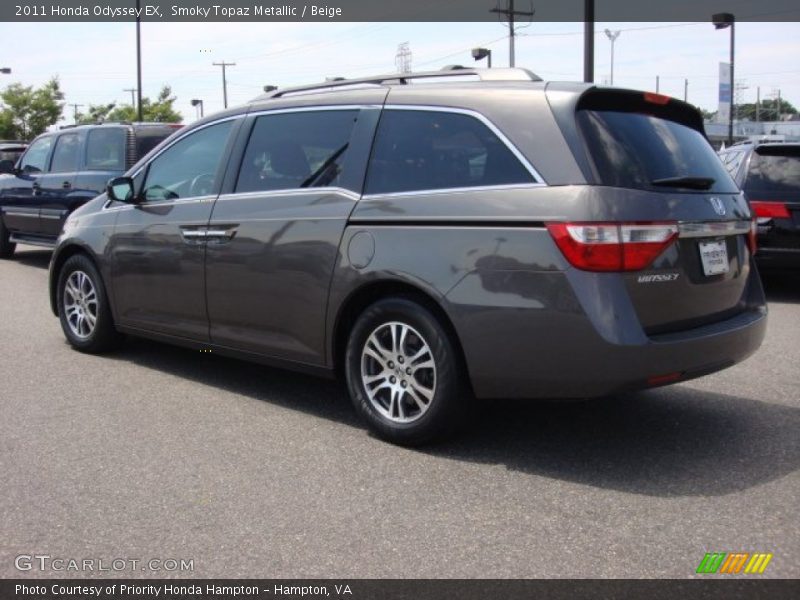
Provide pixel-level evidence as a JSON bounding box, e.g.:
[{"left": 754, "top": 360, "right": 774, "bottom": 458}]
[{"left": 651, "top": 176, "right": 716, "bottom": 190}]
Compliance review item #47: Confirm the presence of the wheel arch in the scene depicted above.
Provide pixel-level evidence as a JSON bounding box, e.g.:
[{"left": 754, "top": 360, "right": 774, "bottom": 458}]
[{"left": 331, "top": 279, "right": 471, "bottom": 390}]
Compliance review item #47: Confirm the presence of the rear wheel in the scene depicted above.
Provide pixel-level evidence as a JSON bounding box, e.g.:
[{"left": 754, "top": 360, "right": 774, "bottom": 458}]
[
  {"left": 345, "top": 297, "right": 470, "bottom": 445},
  {"left": 0, "top": 220, "right": 16, "bottom": 259},
  {"left": 57, "top": 254, "right": 121, "bottom": 353}
]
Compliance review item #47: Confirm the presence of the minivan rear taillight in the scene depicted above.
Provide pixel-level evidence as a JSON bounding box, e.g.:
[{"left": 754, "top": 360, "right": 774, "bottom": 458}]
[{"left": 546, "top": 222, "right": 679, "bottom": 272}]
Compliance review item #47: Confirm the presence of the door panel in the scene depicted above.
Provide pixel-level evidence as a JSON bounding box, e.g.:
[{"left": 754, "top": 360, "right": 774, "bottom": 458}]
[
  {"left": 205, "top": 107, "right": 379, "bottom": 364},
  {"left": 37, "top": 132, "right": 83, "bottom": 237},
  {"left": 108, "top": 119, "right": 238, "bottom": 340},
  {"left": 109, "top": 197, "right": 217, "bottom": 339},
  {"left": 0, "top": 135, "right": 54, "bottom": 234},
  {"left": 205, "top": 189, "right": 359, "bottom": 362}
]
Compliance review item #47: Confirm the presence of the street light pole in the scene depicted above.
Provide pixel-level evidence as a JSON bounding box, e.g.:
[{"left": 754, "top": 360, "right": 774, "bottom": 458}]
[
  {"left": 604, "top": 29, "right": 620, "bottom": 85},
  {"left": 584, "top": 0, "right": 594, "bottom": 83},
  {"left": 135, "top": 0, "right": 143, "bottom": 122},
  {"left": 190, "top": 99, "right": 204, "bottom": 119},
  {"left": 713, "top": 12, "right": 735, "bottom": 146}
]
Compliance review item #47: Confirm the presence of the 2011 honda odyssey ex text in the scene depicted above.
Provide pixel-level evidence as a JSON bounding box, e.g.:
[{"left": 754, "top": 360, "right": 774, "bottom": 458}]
[{"left": 48, "top": 68, "right": 767, "bottom": 445}]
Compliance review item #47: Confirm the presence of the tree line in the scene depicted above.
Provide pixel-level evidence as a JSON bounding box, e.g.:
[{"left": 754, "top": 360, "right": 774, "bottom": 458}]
[{"left": 0, "top": 77, "right": 183, "bottom": 141}]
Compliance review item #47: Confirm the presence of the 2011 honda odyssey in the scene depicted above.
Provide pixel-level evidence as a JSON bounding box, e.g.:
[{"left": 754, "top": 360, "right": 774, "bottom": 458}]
[{"left": 48, "top": 68, "right": 767, "bottom": 445}]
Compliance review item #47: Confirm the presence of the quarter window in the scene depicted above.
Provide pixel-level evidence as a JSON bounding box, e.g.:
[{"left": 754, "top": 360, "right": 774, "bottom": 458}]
[
  {"left": 142, "top": 120, "right": 234, "bottom": 202},
  {"left": 365, "top": 109, "right": 535, "bottom": 195},
  {"left": 19, "top": 136, "right": 53, "bottom": 173},
  {"left": 235, "top": 110, "right": 359, "bottom": 193},
  {"left": 86, "top": 128, "right": 126, "bottom": 171},
  {"left": 50, "top": 133, "right": 82, "bottom": 173}
]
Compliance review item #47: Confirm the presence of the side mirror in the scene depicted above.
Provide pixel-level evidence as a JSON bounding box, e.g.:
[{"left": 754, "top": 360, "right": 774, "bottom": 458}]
[
  {"left": 0, "top": 159, "right": 15, "bottom": 174},
  {"left": 107, "top": 176, "right": 135, "bottom": 203}
]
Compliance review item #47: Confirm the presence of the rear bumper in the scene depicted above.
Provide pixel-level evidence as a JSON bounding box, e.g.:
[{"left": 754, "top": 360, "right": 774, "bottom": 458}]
[{"left": 445, "top": 268, "right": 767, "bottom": 399}]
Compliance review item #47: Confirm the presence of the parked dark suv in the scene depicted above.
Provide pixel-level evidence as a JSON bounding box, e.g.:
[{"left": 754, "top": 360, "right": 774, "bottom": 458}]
[
  {"left": 0, "top": 122, "right": 180, "bottom": 257},
  {"left": 719, "top": 140, "right": 800, "bottom": 268},
  {"left": 48, "top": 69, "right": 766, "bottom": 444}
]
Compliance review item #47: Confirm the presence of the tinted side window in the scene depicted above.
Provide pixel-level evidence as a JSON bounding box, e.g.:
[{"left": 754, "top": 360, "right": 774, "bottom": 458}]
[
  {"left": 142, "top": 120, "right": 233, "bottom": 202},
  {"left": 86, "top": 128, "right": 126, "bottom": 171},
  {"left": 50, "top": 133, "right": 82, "bottom": 173},
  {"left": 235, "top": 110, "right": 358, "bottom": 193},
  {"left": 19, "top": 136, "right": 53, "bottom": 173},
  {"left": 365, "top": 110, "right": 534, "bottom": 195}
]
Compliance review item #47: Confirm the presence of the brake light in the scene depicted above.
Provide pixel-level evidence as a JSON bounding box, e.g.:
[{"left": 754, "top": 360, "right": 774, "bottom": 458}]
[
  {"left": 546, "top": 222, "right": 679, "bottom": 272},
  {"left": 750, "top": 201, "right": 790, "bottom": 219},
  {"left": 644, "top": 92, "right": 671, "bottom": 105},
  {"left": 747, "top": 217, "right": 758, "bottom": 256}
]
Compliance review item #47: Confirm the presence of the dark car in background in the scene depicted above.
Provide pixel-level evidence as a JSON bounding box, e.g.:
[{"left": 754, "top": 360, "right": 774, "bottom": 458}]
[
  {"left": 0, "top": 122, "right": 181, "bottom": 258},
  {"left": 0, "top": 141, "right": 28, "bottom": 166},
  {"left": 48, "top": 69, "right": 766, "bottom": 444},
  {"left": 719, "top": 141, "right": 800, "bottom": 268}
]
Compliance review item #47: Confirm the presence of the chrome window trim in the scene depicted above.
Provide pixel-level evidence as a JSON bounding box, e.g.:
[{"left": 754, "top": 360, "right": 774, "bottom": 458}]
[
  {"left": 379, "top": 104, "right": 548, "bottom": 185},
  {"left": 247, "top": 104, "right": 379, "bottom": 118},
  {"left": 361, "top": 182, "right": 545, "bottom": 201},
  {"left": 103, "top": 195, "right": 218, "bottom": 213},
  {"left": 678, "top": 220, "right": 752, "bottom": 238},
  {"left": 218, "top": 186, "right": 361, "bottom": 203}
]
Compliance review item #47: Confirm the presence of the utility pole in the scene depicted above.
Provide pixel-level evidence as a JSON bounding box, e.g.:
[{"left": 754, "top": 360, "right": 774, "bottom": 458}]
[
  {"left": 123, "top": 88, "right": 137, "bottom": 107},
  {"left": 684, "top": 78, "right": 688, "bottom": 102},
  {"left": 135, "top": 0, "right": 143, "bottom": 121},
  {"left": 395, "top": 42, "right": 412, "bottom": 74},
  {"left": 213, "top": 61, "right": 236, "bottom": 109},
  {"left": 70, "top": 104, "right": 83, "bottom": 123},
  {"left": 490, "top": 0, "right": 535, "bottom": 68},
  {"left": 656, "top": 76, "right": 660, "bottom": 93},
  {"left": 584, "top": 0, "right": 594, "bottom": 82}
]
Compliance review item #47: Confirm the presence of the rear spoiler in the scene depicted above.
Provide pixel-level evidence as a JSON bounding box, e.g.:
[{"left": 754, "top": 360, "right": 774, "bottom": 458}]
[{"left": 575, "top": 88, "right": 705, "bottom": 134}]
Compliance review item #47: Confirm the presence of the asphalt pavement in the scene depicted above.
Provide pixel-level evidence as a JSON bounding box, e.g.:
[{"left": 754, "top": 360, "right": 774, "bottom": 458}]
[{"left": 1, "top": 245, "right": 798, "bottom": 578}]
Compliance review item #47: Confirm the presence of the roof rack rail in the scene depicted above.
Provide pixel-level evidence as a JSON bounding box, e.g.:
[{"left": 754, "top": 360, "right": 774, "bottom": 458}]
[{"left": 260, "top": 67, "right": 542, "bottom": 100}]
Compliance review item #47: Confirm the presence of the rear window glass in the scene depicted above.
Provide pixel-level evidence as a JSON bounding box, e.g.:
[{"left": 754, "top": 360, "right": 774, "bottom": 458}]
[
  {"left": 578, "top": 110, "right": 738, "bottom": 193},
  {"left": 744, "top": 147, "right": 800, "bottom": 194},
  {"left": 135, "top": 127, "right": 179, "bottom": 162},
  {"left": 86, "top": 128, "right": 126, "bottom": 171}
]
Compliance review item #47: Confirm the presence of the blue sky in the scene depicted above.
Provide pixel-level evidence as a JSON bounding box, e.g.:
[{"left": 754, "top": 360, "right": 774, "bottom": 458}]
[{"left": 1, "top": 21, "right": 798, "bottom": 124}]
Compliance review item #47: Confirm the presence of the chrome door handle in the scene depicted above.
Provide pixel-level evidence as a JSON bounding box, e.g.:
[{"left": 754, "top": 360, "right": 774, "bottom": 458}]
[
  {"left": 205, "top": 226, "right": 238, "bottom": 242},
  {"left": 180, "top": 229, "right": 207, "bottom": 240}
]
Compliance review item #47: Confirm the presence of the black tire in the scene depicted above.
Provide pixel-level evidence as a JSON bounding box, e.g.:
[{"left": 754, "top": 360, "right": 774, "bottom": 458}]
[
  {"left": 345, "top": 297, "right": 471, "bottom": 446},
  {"left": 0, "top": 220, "right": 16, "bottom": 259},
  {"left": 56, "top": 253, "right": 122, "bottom": 353}
]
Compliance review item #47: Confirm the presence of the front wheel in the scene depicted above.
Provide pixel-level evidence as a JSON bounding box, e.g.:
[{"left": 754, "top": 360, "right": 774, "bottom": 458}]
[
  {"left": 57, "top": 254, "right": 121, "bottom": 353},
  {"left": 345, "top": 297, "right": 470, "bottom": 445}
]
